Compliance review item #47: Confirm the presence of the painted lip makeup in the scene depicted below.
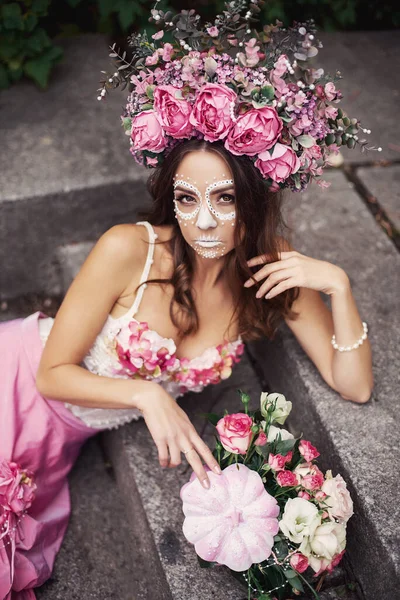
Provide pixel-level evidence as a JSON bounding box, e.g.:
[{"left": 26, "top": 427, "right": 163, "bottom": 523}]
[{"left": 195, "top": 240, "right": 223, "bottom": 247}]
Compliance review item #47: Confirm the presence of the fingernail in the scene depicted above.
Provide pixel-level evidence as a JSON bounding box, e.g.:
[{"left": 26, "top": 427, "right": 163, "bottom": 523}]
[
  {"left": 202, "top": 478, "right": 210, "bottom": 489},
  {"left": 213, "top": 465, "right": 222, "bottom": 475},
  {"left": 243, "top": 281, "right": 251, "bottom": 287}
]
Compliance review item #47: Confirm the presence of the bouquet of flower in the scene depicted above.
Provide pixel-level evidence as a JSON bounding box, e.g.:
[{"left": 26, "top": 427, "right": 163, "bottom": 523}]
[
  {"left": 180, "top": 390, "right": 353, "bottom": 599},
  {"left": 98, "top": 0, "right": 380, "bottom": 193},
  {"left": 0, "top": 459, "right": 37, "bottom": 550}
]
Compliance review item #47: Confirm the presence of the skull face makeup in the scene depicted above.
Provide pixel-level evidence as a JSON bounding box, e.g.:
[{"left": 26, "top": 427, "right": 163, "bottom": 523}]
[{"left": 172, "top": 151, "right": 237, "bottom": 260}]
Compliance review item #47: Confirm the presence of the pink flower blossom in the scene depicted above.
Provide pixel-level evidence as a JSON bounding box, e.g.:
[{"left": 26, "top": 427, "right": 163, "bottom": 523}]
[
  {"left": 130, "top": 70, "right": 154, "bottom": 95},
  {"left": 276, "top": 470, "right": 299, "bottom": 487},
  {"left": 268, "top": 451, "right": 293, "bottom": 472},
  {"left": 153, "top": 85, "right": 194, "bottom": 139},
  {"left": 151, "top": 30, "right": 164, "bottom": 40},
  {"left": 299, "top": 440, "right": 320, "bottom": 462},
  {"left": 298, "top": 490, "right": 311, "bottom": 500},
  {"left": 189, "top": 83, "right": 237, "bottom": 142},
  {"left": 290, "top": 552, "right": 309, "bottom": 573},
  {"left": 181, "top": 463, "right": 279, "bottom": 572},
  {"left": 161, "top": 42, "right": 175, "bottom": 62},
  {"left": 255, "top": 143, "right": 300, "bottom": 183},
  {"left": 206, "top": 26, "right": 219, "bottom": 37},
  {"left": 225, "top": 107, "right": 283, "bottom": 156},
  {"left": 237, "top": 38, "right": 261, "bottom": 67},
  {"left": 324, "top": 82, "right": 337, "bottom": 101},
  {"left": 254, "top": 431, "right": 267, "bottom": 446},
  {"left": 302, "top": 466, "right": 325, "bottom": 491},
  {"left": 130, "top": 110, "right": 167, "bottom": 153},
  {"left": 216, "top": 413, "right": 253, "bottom": 455}
]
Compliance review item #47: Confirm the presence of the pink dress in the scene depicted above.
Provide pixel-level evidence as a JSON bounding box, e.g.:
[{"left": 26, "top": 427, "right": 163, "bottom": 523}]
[{"left": 0, "top": 221, "right": 244, "bottom": 599}]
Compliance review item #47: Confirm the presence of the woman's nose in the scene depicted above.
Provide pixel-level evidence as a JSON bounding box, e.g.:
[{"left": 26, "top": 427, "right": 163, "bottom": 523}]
[{"left": 195, "top": 202, "right": 218, "bottom": 229}]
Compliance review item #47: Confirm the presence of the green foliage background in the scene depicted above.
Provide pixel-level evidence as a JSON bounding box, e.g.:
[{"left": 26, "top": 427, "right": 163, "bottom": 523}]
[{"left": 0, "top": 0, "right": 398, "bottom": 90}]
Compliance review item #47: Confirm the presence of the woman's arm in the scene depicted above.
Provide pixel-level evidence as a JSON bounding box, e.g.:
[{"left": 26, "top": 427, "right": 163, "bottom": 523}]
[
  {"left": 35, "top": 222, "right": 147, "bottom": 407},
  {"left": 284, "top": 275, "right": 373, "bottom": 404}
]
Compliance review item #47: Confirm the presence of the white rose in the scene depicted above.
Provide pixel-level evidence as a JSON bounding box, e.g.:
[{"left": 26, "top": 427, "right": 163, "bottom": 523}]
[
  {"left": 321, "top": 471, "right": 354, "bottom": 523},
  {"left": 279, "top": 497, "right": 321, "bottom": 544},
  {"left": 267, "top": 425, "right": 294, "bottom": 442},
  {"left": 260, "top": 392, "right": 292, "bottom": 424},
  {"left": 300, "top": 522, "right": 346, "bottom": 574}
]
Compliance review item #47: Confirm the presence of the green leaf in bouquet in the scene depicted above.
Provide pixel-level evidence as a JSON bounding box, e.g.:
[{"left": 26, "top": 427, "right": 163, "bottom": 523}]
[
  {"left": 260, "top": 85, "right": 275, "bottom": 100},
  {"left": 197, "top": 412, "right": 221, "bottom": 426},
  {"left": 274, "top": 438, "right": 296, "bottom": 456},
  {"left": 222, "top": 449, "right": 232, "bottom": 460}
]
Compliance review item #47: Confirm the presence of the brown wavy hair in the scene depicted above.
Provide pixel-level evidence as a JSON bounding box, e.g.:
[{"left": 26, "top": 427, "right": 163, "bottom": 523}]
[{"left": 135, "top": 138, "right": 300, "bottom": 342}]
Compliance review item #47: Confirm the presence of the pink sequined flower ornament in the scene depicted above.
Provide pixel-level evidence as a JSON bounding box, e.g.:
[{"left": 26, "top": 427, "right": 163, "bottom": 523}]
[
  {"left": 113, "top": 320, "right": 179, "bottom": 380},
  {"left": 180, "top": 463, "right": 279, "bottom": 571},
  {"left": 0, "top": 459, "right": 37, "bottom": 549},
  {"left": 216, "top": 413, "right": 253, "bottom": 455}
]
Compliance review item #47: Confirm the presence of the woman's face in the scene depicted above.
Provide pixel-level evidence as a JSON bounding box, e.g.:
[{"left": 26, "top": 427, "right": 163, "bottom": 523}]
[{"left": 172, "top": 150, "right": 236, "bottom": 259}]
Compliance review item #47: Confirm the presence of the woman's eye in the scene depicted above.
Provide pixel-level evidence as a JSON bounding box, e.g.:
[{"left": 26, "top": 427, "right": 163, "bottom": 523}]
[
  {"left": 175, "top": 195, "right": 197, "bottom": 204},
  {"left": 219, "top": 194, "right": 235, "bottom": 204}
]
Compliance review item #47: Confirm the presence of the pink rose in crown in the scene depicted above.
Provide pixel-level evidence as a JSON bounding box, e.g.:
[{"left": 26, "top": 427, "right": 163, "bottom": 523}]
[
  {"left": 153, "top": 85, "right": 194, "bottom": 139},
  {"left": 225, "top": 107, "right": 283, "bottom": 156},
  {"left": 216, "top": 413, "right": 253, "bottom": 455},
  {"left": 255, "top": 143, "right": 301, "bottom": 183},
  {"left": 180, "top": 463, "right": 279, "bottom": 571},
  {"left": 299, "top": 440, "right": 320, "bottom": 462},
  {"left": 130, "top": 110, "right": 167, "bottom": 153},
  {"left": 189, "top": 83, "right": 237, "bottom": 142}
]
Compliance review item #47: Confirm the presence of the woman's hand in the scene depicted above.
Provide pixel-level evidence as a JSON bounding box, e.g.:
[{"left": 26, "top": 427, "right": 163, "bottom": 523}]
[
  {"left": 137, "top": 383, "right": 222, "bottom": 489},
  {"left": 244, "top": 250, "right": 348, "bottom": 298}
]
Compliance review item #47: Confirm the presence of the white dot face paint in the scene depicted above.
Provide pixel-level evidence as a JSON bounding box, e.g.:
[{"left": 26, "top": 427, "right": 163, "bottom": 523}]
[{"left": 172, "top": 152, "right": 237, "bottom": 260}]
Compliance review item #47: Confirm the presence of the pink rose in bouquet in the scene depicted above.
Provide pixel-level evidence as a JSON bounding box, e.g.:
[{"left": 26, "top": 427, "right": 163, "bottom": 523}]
[
  {"left": 290, "top": 552, "right": 309, "bottom": 573},
  {"left": 189, "top": 83, "right": 237, "bottom": 142},
  {"left": 321, "top": 471, "right": 354, "bottom": 523},
  {"left": 153, "top": 85, "right": 194, "bottom": 139},
  {"left": 255, "top": 143, "right": 300, "bottom": 183},
  {"left": 225, "top": 107, "right": 283, "bottom": 156},
  {"left": 216, "top": 413, "right": 253, "bottom": 455},
  {"left": 299, "top": 440, "right": 320, "bottom": 462},
  {"left": 130, "top": 110, "right": 167, "bottom": 153}
]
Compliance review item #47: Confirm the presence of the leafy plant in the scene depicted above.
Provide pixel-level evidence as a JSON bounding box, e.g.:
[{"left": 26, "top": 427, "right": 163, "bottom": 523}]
[{"left": 0, "top": 0, "right": 63, "bottom": 89}]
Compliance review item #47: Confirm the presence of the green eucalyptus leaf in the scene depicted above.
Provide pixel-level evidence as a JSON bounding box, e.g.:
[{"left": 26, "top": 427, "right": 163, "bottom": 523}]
[
  {"left": 297, "top": 134, "right": 316, "bottom": 148},
  {"left": 260, "top": 85, "right": 274, "bottom": 100}
]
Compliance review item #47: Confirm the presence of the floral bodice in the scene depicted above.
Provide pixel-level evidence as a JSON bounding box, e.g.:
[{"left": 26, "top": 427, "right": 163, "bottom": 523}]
[{"left": 38, "top": 221, "right": 244, "bottom": 430}]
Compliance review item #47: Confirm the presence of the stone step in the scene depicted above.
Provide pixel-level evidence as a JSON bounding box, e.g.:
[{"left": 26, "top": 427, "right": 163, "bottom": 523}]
[
  {"left": 35, "top": 436, "right": 139, "bottom": 600},
  {"left": 246, "top": 169, "right": 400, "bottom": 600}
]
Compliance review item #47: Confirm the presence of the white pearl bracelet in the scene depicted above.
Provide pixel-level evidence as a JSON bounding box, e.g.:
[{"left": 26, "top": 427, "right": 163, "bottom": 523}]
[{"left": 331, "top": 321, "right": 368, "bottom": 352}]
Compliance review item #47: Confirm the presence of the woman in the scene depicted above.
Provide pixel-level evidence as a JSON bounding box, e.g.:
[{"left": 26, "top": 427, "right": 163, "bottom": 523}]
[{"left": 0, "top": 137, "right": 373, "bottom": 598}]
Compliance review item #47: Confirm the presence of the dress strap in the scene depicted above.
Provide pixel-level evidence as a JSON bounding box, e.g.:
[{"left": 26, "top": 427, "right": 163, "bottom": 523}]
[{"left": 130, "top": 221, "right": 158, "bottom": 317}]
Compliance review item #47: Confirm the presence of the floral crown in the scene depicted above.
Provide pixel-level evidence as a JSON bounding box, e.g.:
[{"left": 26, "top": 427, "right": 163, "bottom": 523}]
[{"left": 97, "top": 0, "right": 379, "bottom": 193}]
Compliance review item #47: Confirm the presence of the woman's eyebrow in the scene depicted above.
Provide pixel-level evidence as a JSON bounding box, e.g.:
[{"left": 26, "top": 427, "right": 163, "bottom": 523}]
[{"left": 173, "top": 183, "right": 235, "bottom": 193}]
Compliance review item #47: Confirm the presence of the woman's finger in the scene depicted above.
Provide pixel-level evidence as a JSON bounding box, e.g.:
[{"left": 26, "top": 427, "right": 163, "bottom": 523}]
[
  {"left": 167, "top": 439, "right": 182, "bottom": 468},
  {"left": 183, "top": 445, "right": 212, "bottom": 489},
  {"left": 191, "top": 435, "right": 222, "bottom": 476},
  {"left": 156, "top": 439, "right": 170, "bottom": 468},
  {"left": 256, "top": 268, "right": 297, "bottom": 298}
]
